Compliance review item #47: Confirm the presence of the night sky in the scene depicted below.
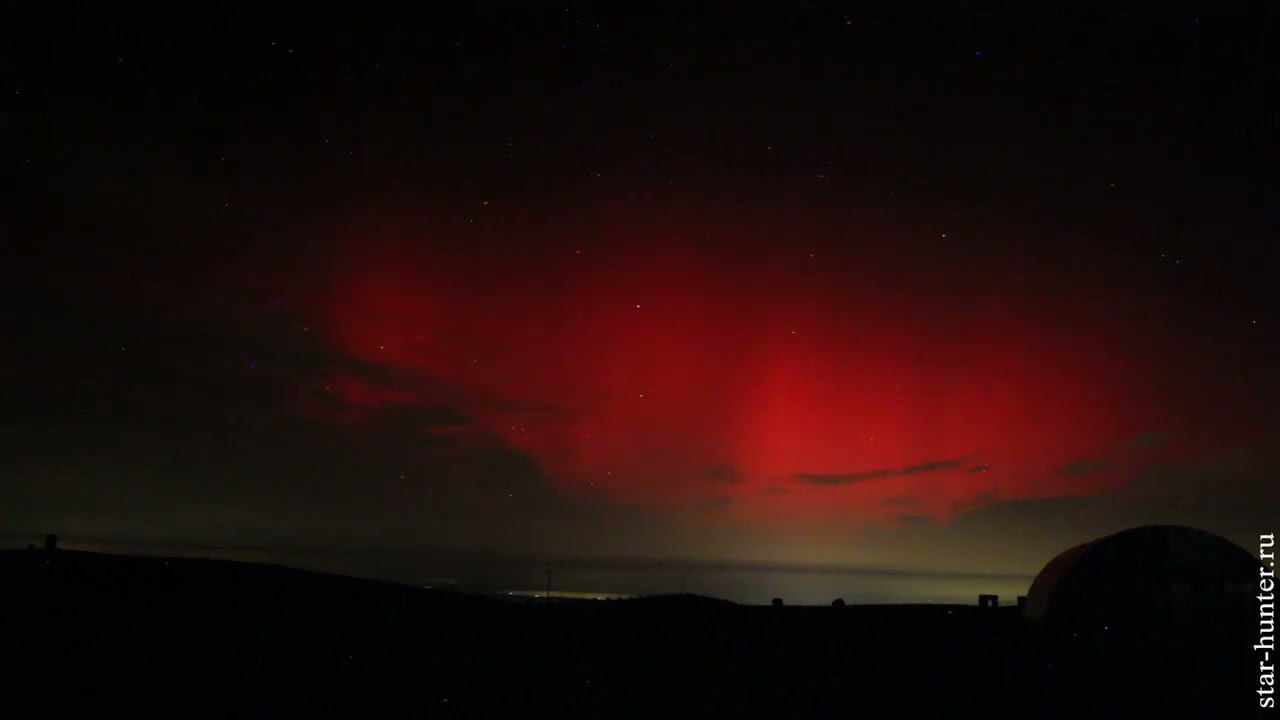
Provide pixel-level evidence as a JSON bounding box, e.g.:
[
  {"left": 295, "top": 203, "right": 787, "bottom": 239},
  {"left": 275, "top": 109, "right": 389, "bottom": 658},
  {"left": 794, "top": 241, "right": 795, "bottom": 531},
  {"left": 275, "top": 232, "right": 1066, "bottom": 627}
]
[{"left": 4, "top": 2, "right": 1278, "bottom": 602}]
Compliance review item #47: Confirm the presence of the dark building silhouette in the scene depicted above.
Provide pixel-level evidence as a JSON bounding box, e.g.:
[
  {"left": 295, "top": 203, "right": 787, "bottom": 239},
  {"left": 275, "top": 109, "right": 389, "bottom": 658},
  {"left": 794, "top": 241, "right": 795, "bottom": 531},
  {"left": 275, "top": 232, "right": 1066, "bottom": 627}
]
[
  {"left": 1019, "top": 525, "right": 1260, "bottom": 708},
  {"left": 43, "top": 534, "right": 58, "bottom": 551},
  {"left": 771, "top": 597, "right": 783, "bottom": 607},
  {"left": 978, "top": 594, "right": 998, "bottom": 608},
  {"left": 1024, "top": 524, "right": 1257, "bottom": 633}
]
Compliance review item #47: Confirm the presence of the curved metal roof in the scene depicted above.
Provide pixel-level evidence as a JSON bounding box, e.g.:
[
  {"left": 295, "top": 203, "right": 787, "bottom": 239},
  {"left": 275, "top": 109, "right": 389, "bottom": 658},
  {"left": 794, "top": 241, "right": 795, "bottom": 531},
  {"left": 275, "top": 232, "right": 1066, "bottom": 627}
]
[{"left": 1023, "top": 524, "right": 1258, "bottom": 624}]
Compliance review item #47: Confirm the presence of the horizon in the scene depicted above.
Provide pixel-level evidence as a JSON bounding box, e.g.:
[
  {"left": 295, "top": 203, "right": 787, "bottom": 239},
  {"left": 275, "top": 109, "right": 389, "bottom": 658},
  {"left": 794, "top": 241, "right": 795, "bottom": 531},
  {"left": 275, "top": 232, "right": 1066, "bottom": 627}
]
[{"left": 0, "top": 530, "right": 1127, "bottom": 606}]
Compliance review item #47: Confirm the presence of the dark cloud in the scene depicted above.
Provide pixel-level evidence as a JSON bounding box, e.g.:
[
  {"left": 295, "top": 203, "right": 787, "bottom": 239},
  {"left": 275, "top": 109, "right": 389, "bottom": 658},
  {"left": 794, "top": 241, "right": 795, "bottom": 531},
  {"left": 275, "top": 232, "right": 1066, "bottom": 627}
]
[
  {"left": 797, "top": 470, "right": 899, "bottom": 485},
  {"left": 883, "top": 494, "right": 921, "bottom": 507},
  {"left": 702, "top": 465, "right": 739, "bottom": 483},
  {"left": 0, "top": 292, "right": 583, "bottom": 554},
  {"left": 951, "top": 489, "right": 999, "bottom": 514},
  {"left": 795, "top": 458, "right": 968, "bottom": 485},
  {"left": 1054, "top": 458, "right": 1104, "bottom": 477},
  {"left": 694, "top": 495, "right": 735, "bottom": 512},
  {"left": 937, "top": 437, "right": 1280, "bottom": 569},
  {"left": 1128, "top": 432, "right": 1170, "bottom": 452},
  {"left": 895, "top": 514, "right": 934, "bottom": 527}
]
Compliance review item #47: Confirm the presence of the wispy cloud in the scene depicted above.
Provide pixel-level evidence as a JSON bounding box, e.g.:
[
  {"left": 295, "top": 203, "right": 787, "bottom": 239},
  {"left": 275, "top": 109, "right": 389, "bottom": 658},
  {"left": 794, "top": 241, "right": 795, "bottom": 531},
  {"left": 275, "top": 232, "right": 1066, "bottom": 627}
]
[{"left": 796, "top": 457, "right": 969, "bottom": 485}]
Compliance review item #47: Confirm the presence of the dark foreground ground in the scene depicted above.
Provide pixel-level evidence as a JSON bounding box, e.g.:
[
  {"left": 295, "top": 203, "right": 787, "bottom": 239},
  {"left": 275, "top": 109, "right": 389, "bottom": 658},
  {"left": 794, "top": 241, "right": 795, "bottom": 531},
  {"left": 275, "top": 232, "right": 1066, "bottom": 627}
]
[{"left": 1, "top": 549, "right": 1260, "bottom": 717}]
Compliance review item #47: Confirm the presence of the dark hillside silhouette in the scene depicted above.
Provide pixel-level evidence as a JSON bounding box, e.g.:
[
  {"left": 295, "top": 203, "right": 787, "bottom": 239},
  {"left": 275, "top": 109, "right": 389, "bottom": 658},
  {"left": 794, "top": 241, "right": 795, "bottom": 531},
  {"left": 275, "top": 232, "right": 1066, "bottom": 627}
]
[{"left": 2, "top": 528, "right": 1261, "bottom": 716}]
